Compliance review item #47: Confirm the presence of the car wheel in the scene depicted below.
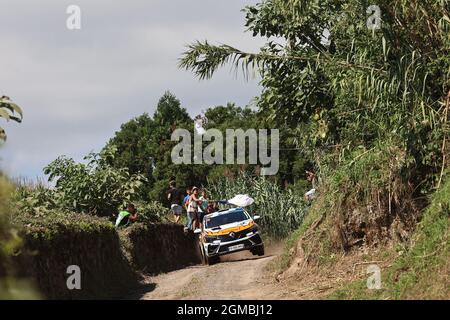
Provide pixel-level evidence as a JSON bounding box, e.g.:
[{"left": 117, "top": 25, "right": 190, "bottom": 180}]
[
  {"left": 199, "top": 243, "right": 208, "bottom": 265},
  {"left": 207, "top": 255, "right": 219, "bottom": 265},
  {"left": 255, "top": 245, "right": 265, "bottom": 256}
]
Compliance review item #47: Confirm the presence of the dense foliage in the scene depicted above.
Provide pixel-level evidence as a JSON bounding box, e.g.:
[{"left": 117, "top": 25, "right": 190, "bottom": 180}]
[
  {"left": 106, "top": 92, "right": 201, "bottom": 203},
  {"left": 180, "top": 0, "right": 450, "bottom": 246},
  {"left": 14, "top": 149, "right": 167, "bottom": 225},
  {"left": 106, "top": 92, "right": 312, "bottom": 205},
  {"left": 180, "top": 0, "right": 449, "bottom": 193},
  {"left": 208, "top": 174, "right": 308, "bottom": 239},
  {"left": 0, "top": 175, "right": 40, "bottom": 299},
  {"left": 43, "top": 146, "right": 146, "bottom": 216},
  {"left": 0, "top": 176, "right": 20, "bottom": 277}
]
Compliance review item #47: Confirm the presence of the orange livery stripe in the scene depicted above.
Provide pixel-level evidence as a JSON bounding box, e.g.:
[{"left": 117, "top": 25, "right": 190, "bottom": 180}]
[{"left": 206, "top": 221, "right": 255, "bottom": 236}]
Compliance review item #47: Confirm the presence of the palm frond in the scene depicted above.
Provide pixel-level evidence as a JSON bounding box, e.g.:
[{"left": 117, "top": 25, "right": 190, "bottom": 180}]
[
  {"left": 0, "top": 127, "right": 6, "bottom": 141},
  {"left": 0, "top": 96, "right": 24, "bottom": 141},
  {"left": 179, "top": 41, "right": 384, "bottom": 81}
]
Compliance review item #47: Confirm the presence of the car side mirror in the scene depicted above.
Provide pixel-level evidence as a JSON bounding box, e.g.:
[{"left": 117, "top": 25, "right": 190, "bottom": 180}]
[
  {"left": 253, "top": 215, "right": 261, "bottom": 221},
  {"left": 194, "top": 228, "right": 202, "bottom": 234}
]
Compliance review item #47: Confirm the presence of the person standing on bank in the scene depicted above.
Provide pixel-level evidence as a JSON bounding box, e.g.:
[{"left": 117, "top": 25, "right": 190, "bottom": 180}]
[
  {"left": 197, "top": 189, "right": 209, "bottom": 228},
  {"left": 187, "top": 186, "right": 201, "bottom": 231},
  {"left": 167, "top": 180, "right": 184, "bottom": 223}
]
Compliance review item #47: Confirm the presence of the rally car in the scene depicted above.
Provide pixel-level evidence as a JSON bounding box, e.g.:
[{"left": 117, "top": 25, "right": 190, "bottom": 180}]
[{"left": 195, "top": 207, "right": 264, "bottom": 265}]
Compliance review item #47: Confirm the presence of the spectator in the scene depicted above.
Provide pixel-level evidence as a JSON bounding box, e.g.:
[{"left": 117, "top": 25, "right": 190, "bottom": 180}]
[
  {"left": 304, "top": 170, "right": 318, "bottom": 202},
  {"left": 167, "top": 181, "right": 183, "bottom": 223},
  {"left": 187, "top": 186, "right": 201, "bottom": 231},
  {"left": 183, "top": 187, "right": 192, "bottom": 231},
  {"left": 115, "top": 203, "right": 138, "bottom": 228},
  {"left": 198, "top": 189, "right": 209, "bottom": 228}
]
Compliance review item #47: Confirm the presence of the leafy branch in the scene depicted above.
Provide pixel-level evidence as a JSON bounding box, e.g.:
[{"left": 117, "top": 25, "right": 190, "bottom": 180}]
[
  {"left": 179, "top": 41, "right": 385, "bottom": 81},
  {"left": 0, "top": 96, "right": 23, "bottom": 141}
]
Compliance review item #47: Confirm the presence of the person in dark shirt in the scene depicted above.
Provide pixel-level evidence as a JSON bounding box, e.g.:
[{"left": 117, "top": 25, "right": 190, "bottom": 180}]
[{"left": 167, "top": 181, "right": 183, "bottom": 223}]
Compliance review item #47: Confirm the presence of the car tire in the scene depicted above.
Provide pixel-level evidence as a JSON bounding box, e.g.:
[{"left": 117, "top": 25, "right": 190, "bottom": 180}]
[
  {"left": 255, "top": 245, "right": 265, "bottom": 256},
  {"left": 199, "top": 243, "right": 208, "bottom": 265},
  {"left": 207, "top": 255, "right": 219, "bottom": 265}
]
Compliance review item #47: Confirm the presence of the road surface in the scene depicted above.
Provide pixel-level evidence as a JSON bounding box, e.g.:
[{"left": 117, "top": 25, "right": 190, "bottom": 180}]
[{"left": 131, "top": 247, "right": 293, "bottom": 300}]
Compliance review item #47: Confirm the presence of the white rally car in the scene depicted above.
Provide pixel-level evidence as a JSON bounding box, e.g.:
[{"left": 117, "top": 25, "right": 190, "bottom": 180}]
[{"left": 195, "top": 207, "right": 264, "bottom": 265}]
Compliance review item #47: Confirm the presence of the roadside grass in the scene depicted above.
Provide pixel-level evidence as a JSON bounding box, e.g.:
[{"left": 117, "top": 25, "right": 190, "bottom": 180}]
[
  {"left": 329, "top": 177, "right": 450, "bottom": 300},
  {"left": 266, "top": 202, "right": 319, "bottom": 274},
  {"left": 267, "top": 187, "right": 331, "bottom": 273},
  {"left": 268, "top": 171, "right": 449, "bottom": 300}
]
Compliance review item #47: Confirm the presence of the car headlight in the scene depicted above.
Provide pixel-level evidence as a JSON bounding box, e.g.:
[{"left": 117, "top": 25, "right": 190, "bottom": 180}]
[
  {"left": 205, "top": 236, "right": 218, "bottom": 243},
  {"left": 246, "top": 225, "right": 258, "bottom": 237}
]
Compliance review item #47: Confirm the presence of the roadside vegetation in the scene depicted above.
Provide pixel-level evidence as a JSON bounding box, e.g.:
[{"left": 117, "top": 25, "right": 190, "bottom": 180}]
[
  {"left": 0, "top": 176, "right": 40, "bottom": 299},
  {"left": 330, "top": 176, "right": 449, "bottom": 299},
  {"left": 180, "top": 0, "right": 449, "bottom": 299},
  {"left": 208, "top": 173, "right": 308, "bottom": 239}
]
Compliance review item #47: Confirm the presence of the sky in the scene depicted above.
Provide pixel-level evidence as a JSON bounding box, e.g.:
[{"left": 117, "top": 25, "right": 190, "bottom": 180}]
[{"left": 0, "top": 0, "right": 266, "bottom": 180}]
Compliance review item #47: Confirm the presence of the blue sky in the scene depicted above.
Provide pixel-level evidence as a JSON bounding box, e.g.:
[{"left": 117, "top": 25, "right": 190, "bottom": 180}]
[{"left": 0, "top": 0, "right": 265, "bottom": 180}]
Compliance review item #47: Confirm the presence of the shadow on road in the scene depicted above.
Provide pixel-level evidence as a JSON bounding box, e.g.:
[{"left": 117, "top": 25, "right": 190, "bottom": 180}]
[
  {"left": 219, "top": 254, "right": 275, "bottom": 264},
  {"left": 125, "top": 282, "right": 157, "bottom": 300}
]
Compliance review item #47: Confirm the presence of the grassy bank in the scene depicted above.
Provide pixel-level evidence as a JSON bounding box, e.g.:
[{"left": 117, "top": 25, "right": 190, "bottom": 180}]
[
  {"left": 274, "top": 174, "right": 449, "bottom": 300},
  {"left": 120, "top": 223, "right": 200, "bottom": 274},
  {"left": 13, "top": 211, "right": 137, "bottom": 299},
  {"left": 9, "top": 209, "right": 200, "bottom": 299},
  {"left": 330, "top": 177, "right": 449, "bottom": 300}
]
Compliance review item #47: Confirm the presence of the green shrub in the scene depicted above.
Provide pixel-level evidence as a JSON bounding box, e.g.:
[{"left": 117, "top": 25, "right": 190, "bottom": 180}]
[
  {"left": 29, "top": 146, "right": 148, "bottom": 216},
  {"left": 14, "top": 184, "right": 164, "bottom": 225},
  {"left": 385, "top": 176, "right": 450, "bottom": 299},
  {"left": 134, "top": 200, "right": 169, "bottom": 223},
  {"left": 0, "top": 176, "right": 20, "bottom": 274},
  {"left": 0, "top": 175, "right": 40, "bottom": 299},
  {"left": 14, "top": 180, "right": 57, "bottom": 216}
]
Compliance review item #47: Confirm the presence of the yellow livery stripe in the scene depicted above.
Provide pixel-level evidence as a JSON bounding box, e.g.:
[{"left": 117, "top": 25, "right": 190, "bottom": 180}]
[{"left": 207, "top": 221, "right": 254, "bottom": 236}]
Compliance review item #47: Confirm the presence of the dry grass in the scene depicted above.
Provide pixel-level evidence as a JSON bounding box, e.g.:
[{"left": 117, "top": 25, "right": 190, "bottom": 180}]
[{"left": 272, "top": 176, "right": 450, "bottom": 300}]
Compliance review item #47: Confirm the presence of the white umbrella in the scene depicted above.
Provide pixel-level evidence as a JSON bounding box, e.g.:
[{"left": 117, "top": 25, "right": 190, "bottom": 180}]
[{"left": 227, "top": 194, "right": 254, "bottom": 207}]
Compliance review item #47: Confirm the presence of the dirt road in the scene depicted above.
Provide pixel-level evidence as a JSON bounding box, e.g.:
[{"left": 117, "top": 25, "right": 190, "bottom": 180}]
[{"left": 132, "top": 246, "right": 294, "bottom": 300}]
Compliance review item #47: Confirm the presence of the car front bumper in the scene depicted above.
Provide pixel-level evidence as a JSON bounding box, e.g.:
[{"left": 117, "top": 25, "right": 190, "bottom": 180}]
[{"left": 204, "top": 232, "right": 263, "bottom": 257}]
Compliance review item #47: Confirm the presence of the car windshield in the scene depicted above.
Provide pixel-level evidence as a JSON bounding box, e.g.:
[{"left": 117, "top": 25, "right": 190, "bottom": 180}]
[{"left": 205, "top": 210, "right": 249, "bottom": 229}]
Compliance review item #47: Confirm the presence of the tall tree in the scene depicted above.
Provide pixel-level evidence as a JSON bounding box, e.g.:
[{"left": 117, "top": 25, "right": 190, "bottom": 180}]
[
  {"left": 180, "top": 0, "right": 450, "bottom": 192},
  {"left": 106, "top": 92, "right": 195, "bottom": 203}
]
